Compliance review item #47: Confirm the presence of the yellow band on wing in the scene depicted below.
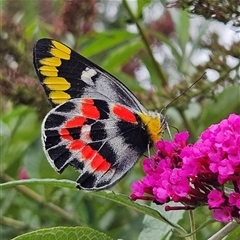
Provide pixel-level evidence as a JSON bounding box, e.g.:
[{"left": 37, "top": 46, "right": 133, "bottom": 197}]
[
  {"left": 40, "top": 57, "right": 62, "bottom": 66},
  {"left": 39, "top": 66, "right": 58, "bottom": 77},
  {"left": 50, "top": 40, "right": 71, "bottom": 60},
  {"left": 43, "top": 77, "right": 70, "bottom": 91},
  {"left": 49, "top": 91, "right": 71, "bottom": 104}
]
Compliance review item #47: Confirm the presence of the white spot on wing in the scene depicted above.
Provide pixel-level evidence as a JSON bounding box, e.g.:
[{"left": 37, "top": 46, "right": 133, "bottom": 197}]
[
  {"left": 81, "top": 68, "right": 97, "bottom": 86},
  {"left": 81, "top": 125, "right": 91, "bottom": 143}
]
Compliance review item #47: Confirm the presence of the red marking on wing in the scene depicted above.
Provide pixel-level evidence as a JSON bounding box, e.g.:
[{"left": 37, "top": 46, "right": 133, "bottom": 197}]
[
  {"left": 59, "top": 128, "right": 73, "bottom": 140},
  {"left": 112, "top": 104, "right": 137, "bottom": 123},
  {"left": 82, "top": 145, "right": 96, "bottom": 160},
  {"left": 65, "top": 116, "right": 86, "bottom": 128},
  {"left": 82, "top": 98, "right": 94, "bottom": 104},
  {"left": 68, "top": 140, "right": 85, "bottom": 150},
  {"left": 81, "top": 145, "right": 111, "bottom": 172},
  {"left": 91, "top": 154, "right": 111, "bottom": 172},
  {"left": 81, "top": 100, "right": 100, "bottom": 119}
]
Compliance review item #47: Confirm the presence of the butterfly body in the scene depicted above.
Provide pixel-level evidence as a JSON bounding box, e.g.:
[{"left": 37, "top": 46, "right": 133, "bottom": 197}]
[{"left": 34, "top": 39, "right": 167, "bottom": 190}]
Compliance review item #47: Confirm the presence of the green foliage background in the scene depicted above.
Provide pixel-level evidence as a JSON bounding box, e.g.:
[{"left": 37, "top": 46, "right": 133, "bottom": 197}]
[{"left": 1, "top": 0, "right": 239, "bottom": 239}]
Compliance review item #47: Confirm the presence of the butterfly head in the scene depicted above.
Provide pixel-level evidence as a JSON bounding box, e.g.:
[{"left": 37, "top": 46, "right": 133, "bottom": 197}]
[{"left": 138, "top": 111, "right": 167, "bottom": 145}]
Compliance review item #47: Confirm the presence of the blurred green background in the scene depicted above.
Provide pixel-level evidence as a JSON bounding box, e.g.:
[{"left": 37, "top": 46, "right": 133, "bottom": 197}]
[{"left": 1, "top": 0, "right": 239, "bottom": 239}]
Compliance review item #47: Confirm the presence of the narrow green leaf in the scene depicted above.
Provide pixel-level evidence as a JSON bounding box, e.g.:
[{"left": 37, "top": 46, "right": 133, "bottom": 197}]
[
  {"left": 19, "top": 0, "right": 38, "bottom": 27},
  {"left": 102, "top": 39, "right": 144, "bottom": 70},
  {"left": 0, "top": 178, "right": 76, "bottom": 190},
  {"left": 24, "top": 20, "right": 38, "bottom": 39},
  {"left": 12, "top": 226, "right": 113, "bottom": 240},
  {"left": 175, "top": 10, "right": 190, "bottom": 53},
  {"left": 81, "top": 31, "right": 137, "bottom": 57},
  {"left": 199, "top": 84, "right": 240, "bottom": 132},
  {"left": 140, "top": 54, "right": 161, "bottom": 91},
  {"left": 137, "top": 0, "right": 151, "bottom": 18}
]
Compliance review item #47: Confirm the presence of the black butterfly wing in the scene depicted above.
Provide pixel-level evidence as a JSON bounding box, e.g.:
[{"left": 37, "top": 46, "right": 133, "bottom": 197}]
[
  {"left": 42, "top": 98, "right": 149, "bottom": 190},
  {"left": 33, "top": 38, "right": 147, "bottom": 113}
]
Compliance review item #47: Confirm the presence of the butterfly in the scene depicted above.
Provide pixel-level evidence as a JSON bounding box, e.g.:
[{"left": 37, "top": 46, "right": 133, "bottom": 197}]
[{"left": 33, "top": 39, "right": 167, "bottom": 190}]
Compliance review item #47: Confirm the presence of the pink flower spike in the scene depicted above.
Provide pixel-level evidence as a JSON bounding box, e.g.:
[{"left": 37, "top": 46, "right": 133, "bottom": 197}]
[
  {"left": 218, "top": 159, "right": 234, "bottom": 177},
  {"left": 156, "top": 141, "right": 174, "bottom": 156},
  {"left": 212, "top": 207, "right": 233, "bottom": 222},
  {"left": 130, "top": 113, "right": 240, "bottom": 221},
  {"left": 228, "top": 146, "right": 240, "bottom": 165},
  {"left": 229, "top": 192, "right": 240, "bottom": 209},
  {"left": 142, "top": 158, "right": 154, "bottom": 174},
  {"left": 208, "top": 190, "right": 225, "bottom": 208},
  {"left": 153, "top": 187, "right": 169, "bottom": 203},
  {"left": 229, "top": 114, "right": 240, "bottom": 134},
  {"left": 174, "top": 131, "right": 189, "bottom": 147}
]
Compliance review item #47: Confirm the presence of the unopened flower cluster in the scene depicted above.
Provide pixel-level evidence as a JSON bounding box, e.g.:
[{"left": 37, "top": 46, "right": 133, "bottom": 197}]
[{"left": 131, "top": 114, "right": 240, "bottom": 222}]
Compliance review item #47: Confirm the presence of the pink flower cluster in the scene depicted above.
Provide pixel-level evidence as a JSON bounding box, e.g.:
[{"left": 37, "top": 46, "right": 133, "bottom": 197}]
[{"left": 131, "top": 114, "right": 240, "bottom": 222}]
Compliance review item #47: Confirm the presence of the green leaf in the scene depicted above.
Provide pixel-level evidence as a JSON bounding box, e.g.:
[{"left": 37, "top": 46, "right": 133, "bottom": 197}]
[
  {"left": 137, "top": 0, "right": 152, "bottom": 18},
  {"left": 80, "top": 31, "right": 137, "bottom": 57},
  {"left": 1, "top": 106, "right": 41, "bottom": 172},
  {"left": 19, "top": 0, "right": 38, "bottom": 26},
  {"left": 12, "top": 227, "right": 113, "bottom": 240},
  {"left": 92, "top": 191, "right": 177, "bottom": 226},
  {"left": 24, "top": 20, "right": 38, "bottom": 39},
  {"left": 139, "top": 202, "right": 186, "bottom": 240},
  {"left": 199, "top": 84, "right": 240, "bottom": 132},
  {"left": 23, "top": 138, "right": 46, "bottom": 179},
  {"left": 140, "top": 54, "right": 161, "bottom": 91},
  {"left": 1, "top": 178, "right": 183, "bottom": 231},
  {"left": 102, "top": 39, "right": 143, "bottom": 70},
  {"left": 0, "top": 178, "right": 76, "bottom": 190},
  {"left": 175, "top": 10, "right": 190, "bottom": 54}
]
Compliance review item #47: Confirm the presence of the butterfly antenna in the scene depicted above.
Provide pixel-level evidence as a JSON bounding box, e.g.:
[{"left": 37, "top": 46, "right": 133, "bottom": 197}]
[
  {"left": 162, "top": 72, "right": 206, "bottom": 112},
  {"left": 169, "top": 125, "right": 179, "bottom": 133},
  {"left": 147, "top": 144, "right": 151, "bottom": 158},
  {"left": 166, "top": 122, "right": 173, "bottom": 140}
]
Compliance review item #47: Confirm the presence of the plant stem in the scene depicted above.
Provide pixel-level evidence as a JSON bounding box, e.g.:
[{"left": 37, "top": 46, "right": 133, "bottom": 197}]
[
  {"left": 189, "top": 210, "right": 196, "bottom": 240},
  {"left": 1, "top": 216, "right": 28, "bottom": 230},
  {"left": 207, "top": 221, "right": 239, "bottom": 240},
  {"left": 122, "top": 0, "right": 167, "bottom": 86}
]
